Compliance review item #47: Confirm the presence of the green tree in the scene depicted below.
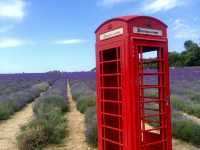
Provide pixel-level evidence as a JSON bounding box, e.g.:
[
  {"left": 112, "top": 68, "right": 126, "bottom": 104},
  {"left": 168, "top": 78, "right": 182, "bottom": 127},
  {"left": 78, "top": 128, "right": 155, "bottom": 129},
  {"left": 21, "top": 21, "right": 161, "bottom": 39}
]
[
  {"left": 182, "top": 40, "right": 200, "bottom": 66},
  {"left": 168, "top": 40, "right": 200, "bottom": 67},
  {"left": 169, "top": 52, "right": 183, "bottom": 67}
]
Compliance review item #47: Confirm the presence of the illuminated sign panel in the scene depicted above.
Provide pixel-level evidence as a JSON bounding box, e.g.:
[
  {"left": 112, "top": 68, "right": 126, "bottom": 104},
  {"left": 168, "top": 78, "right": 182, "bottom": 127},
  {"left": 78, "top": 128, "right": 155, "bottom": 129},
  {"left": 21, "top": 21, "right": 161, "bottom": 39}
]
[
  {"left": 133, "top": 27, "right": 162, "bottom": 36},
  {"left": 100, "top": 28, "right": 123, "bottom": 40}
]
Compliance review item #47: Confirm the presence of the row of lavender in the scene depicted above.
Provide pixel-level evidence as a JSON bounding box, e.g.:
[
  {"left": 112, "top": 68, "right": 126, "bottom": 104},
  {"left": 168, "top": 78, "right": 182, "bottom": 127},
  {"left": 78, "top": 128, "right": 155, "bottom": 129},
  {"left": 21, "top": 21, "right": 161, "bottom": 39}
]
[
  {"left": 0, "top": 81, "right": 50, "bottom": 120},
  {"left": 0, "top": 72, "right": 66, "bottom": 97},
  {"left": 0, "top": 72, "right": 65, "bottom": 121},
  {"left": 17, "top": 78, "right": 69, "bottom": 150},
  {"left": 70, "top": 79, "right": 97, "bottom": 147},
  {"left": 33, "top": 79, "right": 69, "bottom": 113},
  {"left": 0, "top": 80, "right": 41, "bottom": 95},
  {"left": 0, "top": 72, "right": 69, "bottom": 149}
]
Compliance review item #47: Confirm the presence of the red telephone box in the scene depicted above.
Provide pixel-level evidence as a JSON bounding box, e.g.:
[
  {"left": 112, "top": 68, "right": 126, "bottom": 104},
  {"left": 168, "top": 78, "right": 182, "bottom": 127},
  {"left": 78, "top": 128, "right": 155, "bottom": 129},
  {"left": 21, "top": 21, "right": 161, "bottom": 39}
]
[{"left": 95, "top": 15, "right": 172, "bottom": 150}]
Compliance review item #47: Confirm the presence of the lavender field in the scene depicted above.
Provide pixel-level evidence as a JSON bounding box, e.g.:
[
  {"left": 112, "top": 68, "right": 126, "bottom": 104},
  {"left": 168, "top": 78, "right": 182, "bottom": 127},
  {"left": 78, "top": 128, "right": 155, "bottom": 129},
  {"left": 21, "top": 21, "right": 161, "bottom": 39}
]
[
  {"left": 0, "top": 67, "right": 200, "bottom": 149},
  {"left": 69, "top": 67, "right": 200, "bottom": 149},
  {"left": 0, "top": 72, "right": 69, "bottom": 150}
]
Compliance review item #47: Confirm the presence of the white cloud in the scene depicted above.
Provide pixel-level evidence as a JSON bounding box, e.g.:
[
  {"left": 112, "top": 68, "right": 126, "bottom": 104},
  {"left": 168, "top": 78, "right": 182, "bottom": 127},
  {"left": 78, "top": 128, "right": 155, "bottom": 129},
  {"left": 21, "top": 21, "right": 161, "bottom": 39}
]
[
  {"left": 97, "top": 0, "right": 131, "bottom": 6},
  {"left": 0, "top": 0, "right": 26, "bottom": 20},
  {"left": 142, "top": 0, "right": 187, "bottom": 13},
  {"left": 55, "top": 39, "right": 86, "bottom": 45},
  {"left": 173, "top": 19, "right": 200, "bottom": 40},
  {"left": 0, "top": 38, "right": 28, "bottom": 48}
]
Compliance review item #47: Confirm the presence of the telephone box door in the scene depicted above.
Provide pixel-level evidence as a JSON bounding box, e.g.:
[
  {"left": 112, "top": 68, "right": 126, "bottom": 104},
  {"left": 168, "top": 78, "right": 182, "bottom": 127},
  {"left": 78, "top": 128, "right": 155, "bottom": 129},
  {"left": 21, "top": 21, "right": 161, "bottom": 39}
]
[
  {"left": 96, "top": 40, "right": 128, "bottom": 150},
  {"left": 133, "top": 40, "right": 171, "bottom": 150}
]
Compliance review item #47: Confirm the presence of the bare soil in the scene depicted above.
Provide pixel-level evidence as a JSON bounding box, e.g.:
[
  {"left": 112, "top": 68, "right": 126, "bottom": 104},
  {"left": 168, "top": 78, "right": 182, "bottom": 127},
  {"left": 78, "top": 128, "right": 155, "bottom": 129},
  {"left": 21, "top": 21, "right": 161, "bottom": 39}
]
[
  {"left": 182, "top": 112, "right": 200, "bottom": 126},
  {"left": 0, "top": 103, "right": 33, "bottom": 150},
  {"left": 173, "top": 139, "right": 200, "bottom": 150}
]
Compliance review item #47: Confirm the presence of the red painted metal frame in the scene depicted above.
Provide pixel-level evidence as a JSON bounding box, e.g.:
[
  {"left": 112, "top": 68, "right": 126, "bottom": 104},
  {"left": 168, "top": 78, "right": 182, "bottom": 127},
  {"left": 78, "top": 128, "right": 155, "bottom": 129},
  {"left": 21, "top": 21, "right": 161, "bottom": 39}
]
[{"left": 95, "top": 15, "right": 172, "bottom": 150}]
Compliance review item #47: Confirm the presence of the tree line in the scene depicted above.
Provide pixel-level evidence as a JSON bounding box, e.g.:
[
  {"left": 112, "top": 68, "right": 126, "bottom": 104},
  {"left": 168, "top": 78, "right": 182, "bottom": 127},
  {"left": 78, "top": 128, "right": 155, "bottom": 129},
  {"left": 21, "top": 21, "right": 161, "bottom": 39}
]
[{"left": 169, "top": 40, "right": 200, "bottom": 67}]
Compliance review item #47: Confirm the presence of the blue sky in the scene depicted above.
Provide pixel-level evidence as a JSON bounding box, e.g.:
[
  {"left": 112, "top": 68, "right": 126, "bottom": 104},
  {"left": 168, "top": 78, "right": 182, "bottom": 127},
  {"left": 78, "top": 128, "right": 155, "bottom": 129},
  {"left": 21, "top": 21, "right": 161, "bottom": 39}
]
[{"left": 0, "top": 0, "right": 199, "bottom": 73}]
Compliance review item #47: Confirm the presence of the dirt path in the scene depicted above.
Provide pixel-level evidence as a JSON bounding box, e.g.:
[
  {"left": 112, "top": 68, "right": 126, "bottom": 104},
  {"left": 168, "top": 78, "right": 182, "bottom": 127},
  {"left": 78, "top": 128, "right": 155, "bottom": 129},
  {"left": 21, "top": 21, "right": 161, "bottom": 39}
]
[
  {"left": 45, "top": 83, "right": 95, "bottom": 150},
  {"left": 182, "top": 112, "right": 200, "bottom": 126},
  {"left": 0, "top": 103, "right": 33, "bottom": 150},
  {"left": 145, "top": 124, "right": 200, "bottom": 150},
  {"left": 173, "top": 139, "right": 200, "bottom": 150}
]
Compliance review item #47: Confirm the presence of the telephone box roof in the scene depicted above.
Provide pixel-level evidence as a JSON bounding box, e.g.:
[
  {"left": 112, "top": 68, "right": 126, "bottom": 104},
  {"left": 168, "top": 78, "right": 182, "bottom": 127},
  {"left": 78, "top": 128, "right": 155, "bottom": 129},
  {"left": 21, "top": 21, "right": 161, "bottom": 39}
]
[{"left": 95, "top": 15, "right": 167, "bottom": 33}]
